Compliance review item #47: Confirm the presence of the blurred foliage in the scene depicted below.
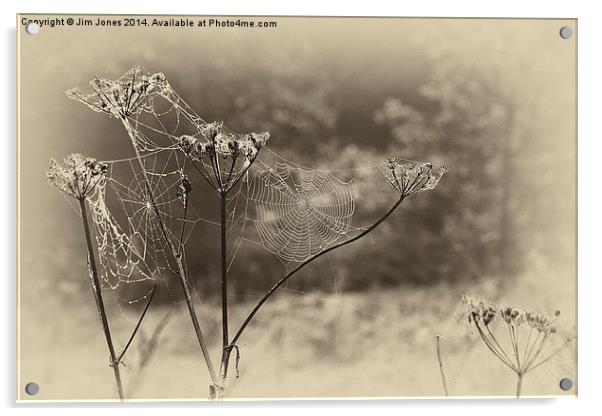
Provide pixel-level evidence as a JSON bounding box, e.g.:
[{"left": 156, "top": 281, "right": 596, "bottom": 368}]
[{"left": 151, "top": 42, "right": 573, "bottom": 297}]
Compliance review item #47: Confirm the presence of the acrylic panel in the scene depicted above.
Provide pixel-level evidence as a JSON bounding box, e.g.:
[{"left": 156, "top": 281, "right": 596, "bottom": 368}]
[{"left": 17, "top": 15, "right": 577, "bottom": 401}]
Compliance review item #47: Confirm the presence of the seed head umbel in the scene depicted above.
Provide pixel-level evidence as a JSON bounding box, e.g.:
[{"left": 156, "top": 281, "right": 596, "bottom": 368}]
[
  {"left": 177, "top": 122, "right": 270, "bottom": 162},
  {"left": 462, "top": 294, "right": 497, "bottom": 326},
  {"left": 47, "top": 153, "right": 108, "bottom": 200},
  {"left": 461, "top": 293, "right": 572, "bottom": 395},
  {"left": 525, "top": 311, "right": 558, "bottom": 335},
  {"left": 66, "top": 66, "right": 171, "bottom": 119},
  {"left": 380, "top": 158, "right": 446, "bottom": 197}
]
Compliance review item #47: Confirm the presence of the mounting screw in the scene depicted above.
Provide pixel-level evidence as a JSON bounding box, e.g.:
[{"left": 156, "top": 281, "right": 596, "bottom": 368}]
[
  {"left": 25, "top": 22, "right": 40, "bottom": 35},
  {"left": 559, "top": 378, "right": 573, "bottom": 391},
  {"left": 559, "top": 26, "right": 573, "bottom": 39},
  {"left": 25, "top": 382, "right": 39, "bottom": 395}
]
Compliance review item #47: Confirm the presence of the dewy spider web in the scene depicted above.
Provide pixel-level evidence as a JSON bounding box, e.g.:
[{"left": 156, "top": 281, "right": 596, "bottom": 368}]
[
  {"left": 249, "top": 161, "right": 359, "bottom": 263},
  {"left": 77, "top": 71, "right": 259, "bottom": 315},
  {"left": 87, "top": 183, "right": 157, "bottom": 291}
]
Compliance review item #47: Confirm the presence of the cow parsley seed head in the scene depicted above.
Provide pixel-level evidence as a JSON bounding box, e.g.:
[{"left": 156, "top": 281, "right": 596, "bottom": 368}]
[
  {"left": 501, "top": 306, "right": 526, "bottom": 327},
  {"left": 47, "top": 153, "right": 108, "bottom": 199},
  {"left": 461, "top": 293, "right": 572, "bottom": 385},
  {"left": 525, "top": 311, "right": 558, "bottom": 335},
  {"left": 177, "top": 135, "right": 210, "bottom": 160},
  {"left": 66, "top": 66, "right": 171, "bottom": 119},
  {"left": 381, "top": 158, "right": 446, "bottom": 197},
  {"left": 179, "top": 122, "right": 270, "bottom": 161},
  {"left": 462, "top": 294, "right": 497, "bottom": 326}
]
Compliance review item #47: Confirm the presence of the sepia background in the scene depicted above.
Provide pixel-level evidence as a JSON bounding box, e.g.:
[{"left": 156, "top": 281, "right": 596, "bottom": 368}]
[{"left": 17, "top": 16, "right": 576, "bottom": 400}]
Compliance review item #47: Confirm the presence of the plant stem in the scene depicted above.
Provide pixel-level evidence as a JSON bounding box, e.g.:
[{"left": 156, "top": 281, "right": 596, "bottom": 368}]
[
  {"left": 516, "top": 373, "right": 523, "bottom": 398},
  {"left": 117, "top": 284, "right": 157, "bottom": 364},
  {"left": 121, "top": 118, "right": 218, "bottom": 387},
  {"left": 78, "top": 198, "right": 125, "bottom": 401},
  {"left": 220, "top": 192, "right": 229, "bottom": 350},
  {"left": 218, "top": 190, "right": 230, "bottom": 397},
  {"left": 230, "top": 195, "right": 405, "bottom": 347},
  {"left": 435, "top": 335, "right": 449, "bottom": 397}
]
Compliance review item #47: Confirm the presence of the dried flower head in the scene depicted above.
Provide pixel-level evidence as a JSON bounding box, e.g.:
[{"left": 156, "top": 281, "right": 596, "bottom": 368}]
[
  {"left": 461, "top": 294, "right": 573, "bottom": 395},
  {"left": 66, "top": 66, "right": 171, "bottom": 119},
  {"left": 380, "top": 158, "right": 446, "bottom": 197},
  {"left": 47, "top": 153, "right": 108, "bottom": 199},
  {"left": 177, "top": 122, "right": 270, "bottom": 161},
  {"left": 462, "top": 294, "right": 497, "bottom": 326},
  {"left": 501, "top": 306, "right": 526, "bottom": 327},
  {"left": 525, "top": 311, "right": 558, "bottom": 335}
]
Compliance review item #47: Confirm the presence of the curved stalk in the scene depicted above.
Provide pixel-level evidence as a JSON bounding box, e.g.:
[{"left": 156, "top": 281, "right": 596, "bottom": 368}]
[
  {"left": 117, "top": 284, "right": 157, "bottom": 364},
  {"left": 230, "top": 194, "right": 405, "bottom": 347}
]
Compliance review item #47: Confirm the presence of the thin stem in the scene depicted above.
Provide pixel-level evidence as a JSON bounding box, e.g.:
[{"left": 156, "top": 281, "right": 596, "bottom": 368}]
[
  {"left": 219, "top": 190, "right": 230, "bottom": 385},
  {"left": 117, "top": 284, "right": 157, "bottom": 364},
  {"left": 230, "top": 194, "right": 405, "bottom": 347},
  {"left": 474, "top": 319, "right": 517, "bottom": 372},
  {"left": 178, "top": 194, "right": 189, "bottom": 254},
  {"left": 521, "top": 327, "right": 534, "bottom": 365},
  {"left": 212, "top": 152, "right": 224, "bottom": 192},
  {"left": 121, "top": 118, "right": 218, "bottom": 386},
  {"left": 78, "top": 198, "right": 125, "bottom": 401},
  {"left": 484, "top": 323, "right": 515, "bottom": 367},
  {"left": 435, "top": 335, "right": 449, "bottom": 397},
  {"left": 509, "top": 325, "right": 521, "bottom": 371},
  {"left": 523, "top": 330, "right": 542, "bottom": 367},
  {"left": 220, "top": 192, "right": 229, "bottom": 349},
  {"left": 516, "top": 373, "right": 523, "bottom": 398},
  {"left": 524, "top": 333, "right": 549, "bottom": 371},
  {"left": 190, "top": 159, "right": 218, "bottom": 191},
  {"left": 228, "top": 155, "right": 255, "bottom": 191},
  {"left": 526, "top": 338, "right": 572, "bottom": 373},
  {"left": 225, "top": 154, "right": 238, "bottom": 191}
]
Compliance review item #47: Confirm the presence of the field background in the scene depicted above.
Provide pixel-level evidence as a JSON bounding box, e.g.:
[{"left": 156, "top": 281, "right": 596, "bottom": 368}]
[{"left": 18, "top": 17, "right": 576, "bottom": 400}]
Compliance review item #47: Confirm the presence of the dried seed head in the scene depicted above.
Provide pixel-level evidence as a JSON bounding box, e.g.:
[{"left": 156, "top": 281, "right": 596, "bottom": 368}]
[
  {"left": 380, "top": 158, "right": 446, "bottom": 197},
  {"left": 178, "top": 122, "right": 270, "bottom": 162},
  {"left": 177, "top": 135, "right": 211, "bottom": 160},
  {"left": 462, "top": 294, "right": 497, "bottom": 326},
  {"left": 525, "top": 311, "right": 558, "bottom": 335},
  {"left": 47, "top": 153, "right": 108, "bottom": 199},
  {"left": 501, "top": 306, "right": 526, "bottom": 327},
  {"left": 66, "top": 66, "right": 171, "bottom": 119}
]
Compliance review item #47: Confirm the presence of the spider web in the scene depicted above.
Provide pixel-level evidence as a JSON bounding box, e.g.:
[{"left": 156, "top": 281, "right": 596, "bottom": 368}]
[
  {"left": 79, "top": 72, "right": 260, "bottom": 320},
  {"left": 248, "top": 161, "right": 359, "bottom": 263},
  {"left": 87, "top": 183, "right": 157, "bottom": 291}
]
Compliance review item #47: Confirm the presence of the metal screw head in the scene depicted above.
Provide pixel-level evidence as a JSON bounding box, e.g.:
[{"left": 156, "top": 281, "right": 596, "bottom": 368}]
[
  {"left": 25, "top": 382, "right": 39, "bottom": 395},
  {"left": 559, "top": 378, "right": 573, "bottom": 391},
  {"left": 559, "top": 26, "right": 573, "bottom": 39},
  {"left": 25, "top": 22, "right": 40, "bottom": 35}
]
